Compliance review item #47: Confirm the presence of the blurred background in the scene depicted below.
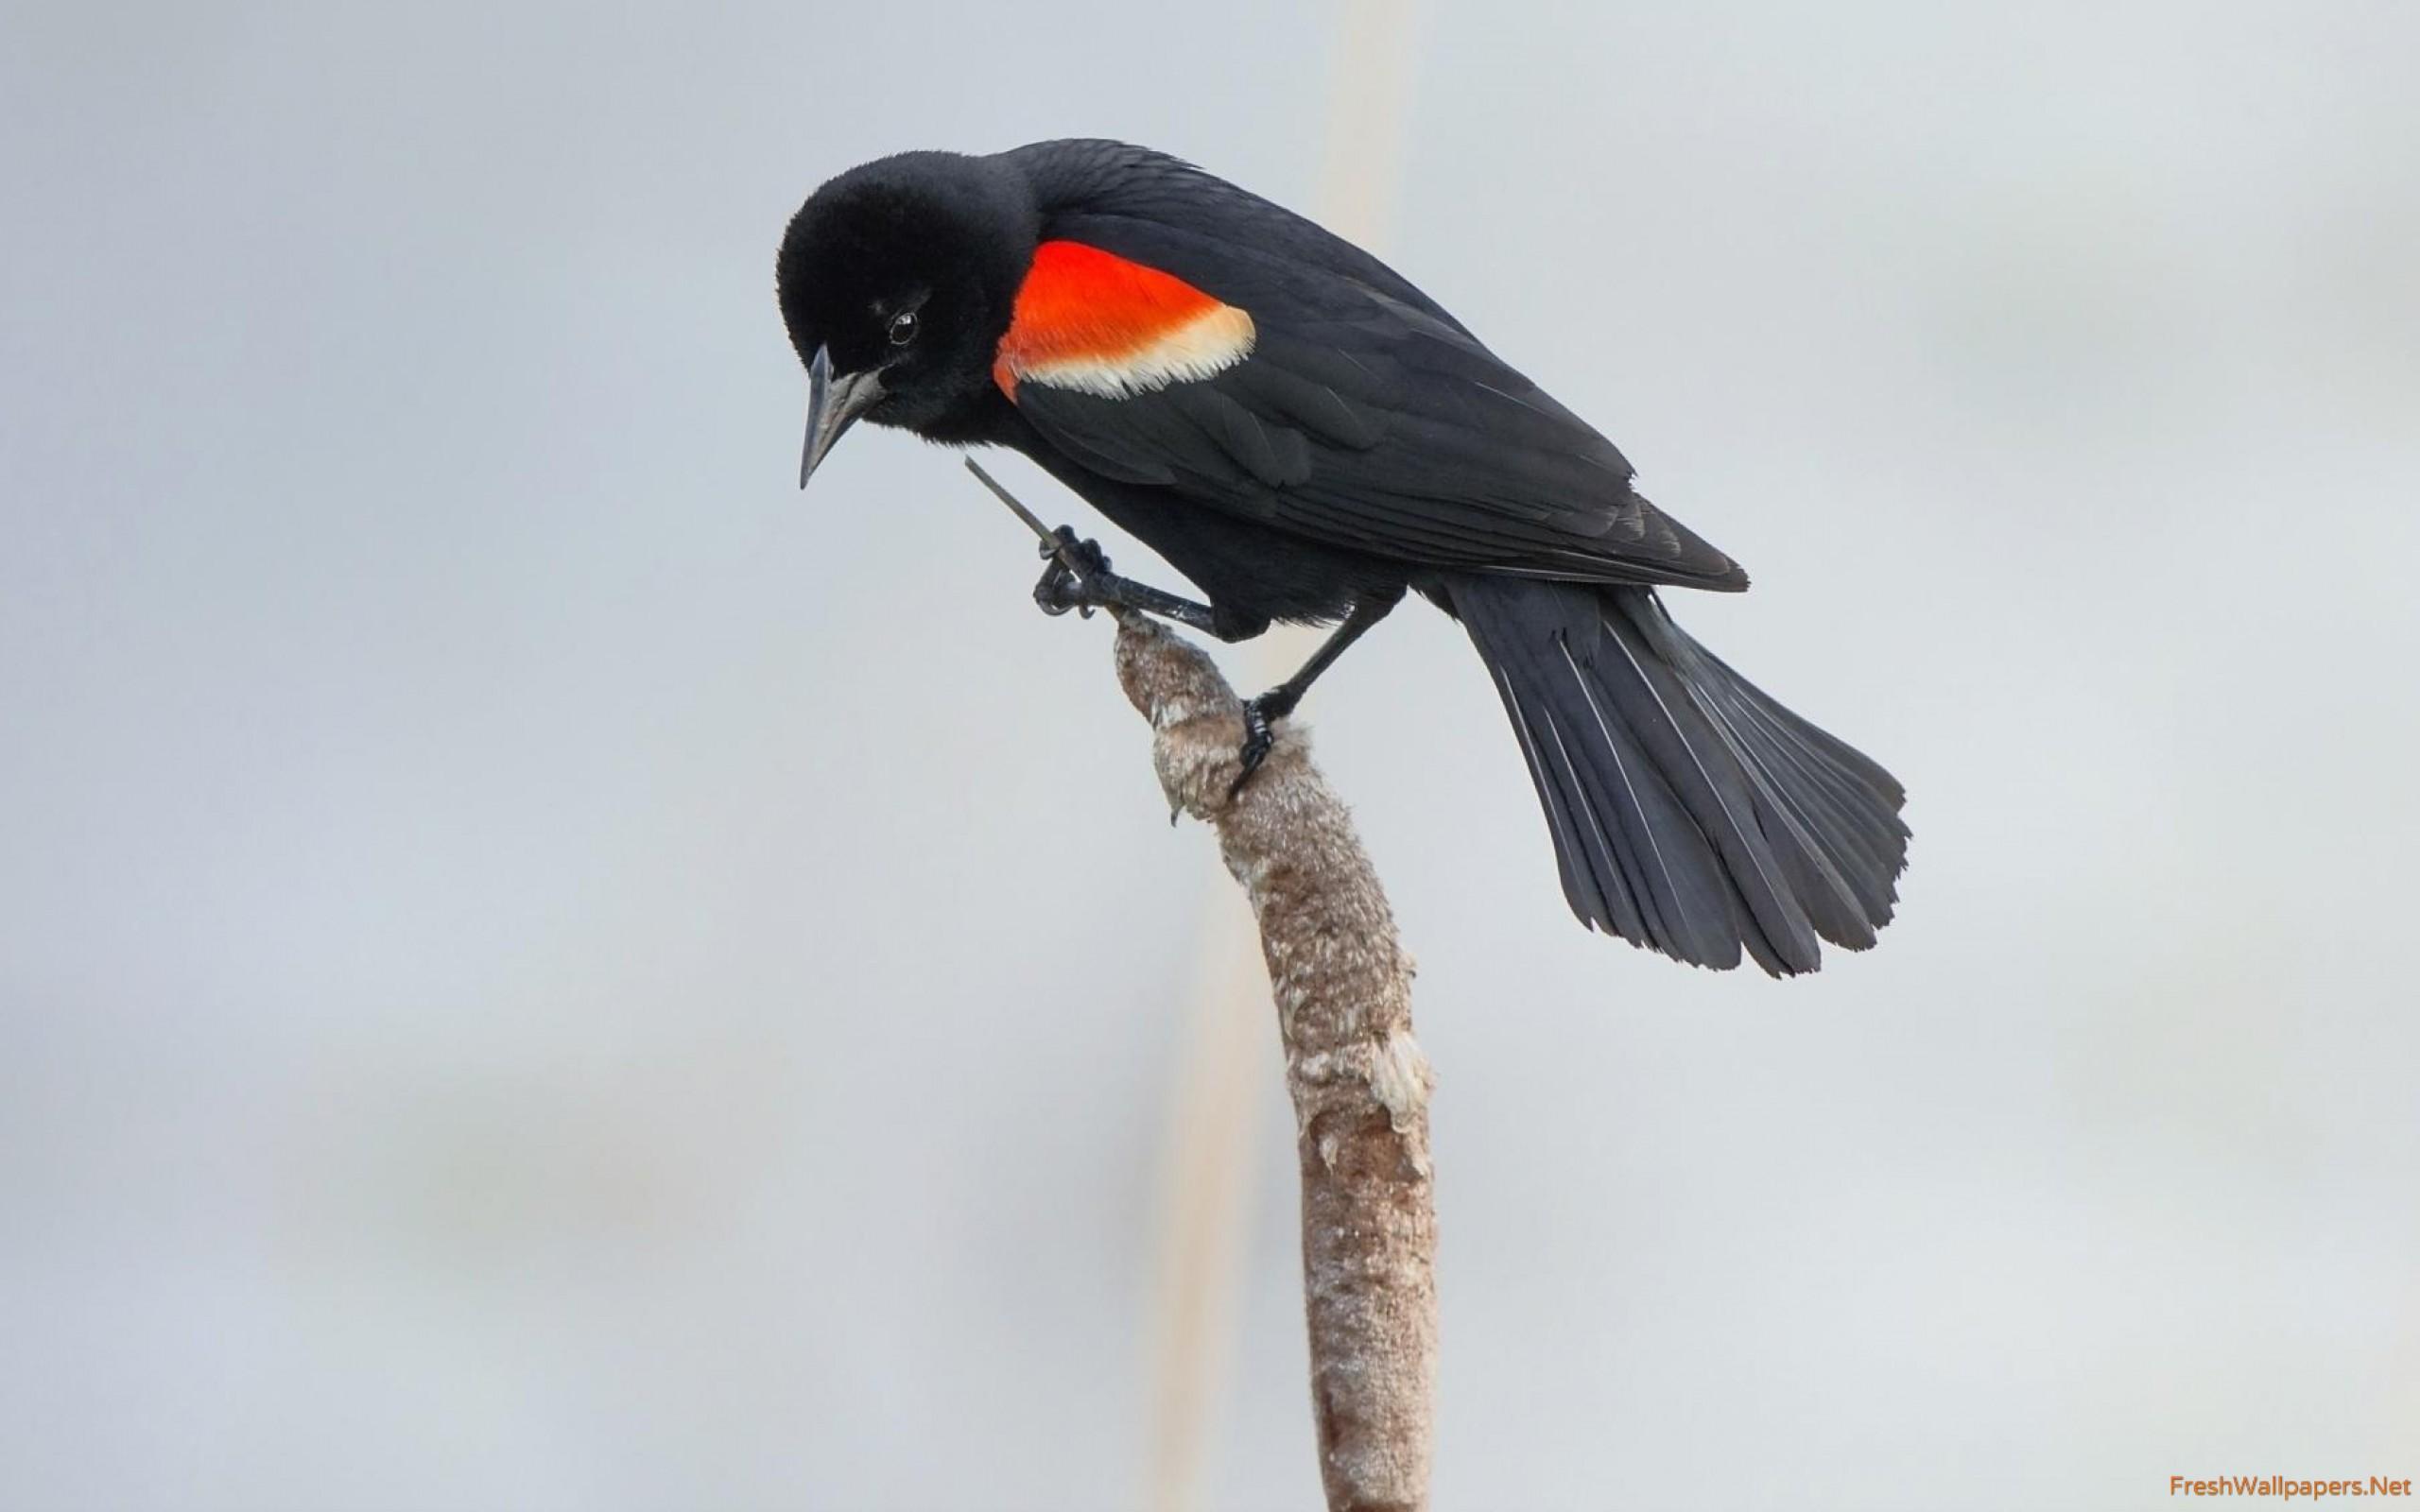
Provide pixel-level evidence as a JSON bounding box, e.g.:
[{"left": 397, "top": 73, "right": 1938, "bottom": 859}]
[{"left": 5, "top": 1, "right": 2417, "bottom": 1507}]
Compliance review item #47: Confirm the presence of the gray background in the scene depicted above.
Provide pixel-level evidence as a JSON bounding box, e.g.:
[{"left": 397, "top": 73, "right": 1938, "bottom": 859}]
[{"left": 5, "top": 2, "right": 2417, "bottom": 1508}]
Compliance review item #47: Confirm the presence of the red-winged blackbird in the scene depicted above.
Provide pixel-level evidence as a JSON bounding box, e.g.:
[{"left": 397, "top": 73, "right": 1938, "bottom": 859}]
[{"left": 776, "top": 139, "right": 1908, "bottom": 975}]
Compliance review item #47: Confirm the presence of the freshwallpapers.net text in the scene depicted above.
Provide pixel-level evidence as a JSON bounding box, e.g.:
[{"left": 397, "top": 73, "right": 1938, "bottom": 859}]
[{"left": 2171, "top": 1476, "right": 2411, "bottom": 1501}]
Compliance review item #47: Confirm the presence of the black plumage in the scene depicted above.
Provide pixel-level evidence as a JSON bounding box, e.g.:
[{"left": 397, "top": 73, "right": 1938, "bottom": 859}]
[{"left": 776, "top": 139, "right": 1909, "bottom": 974}]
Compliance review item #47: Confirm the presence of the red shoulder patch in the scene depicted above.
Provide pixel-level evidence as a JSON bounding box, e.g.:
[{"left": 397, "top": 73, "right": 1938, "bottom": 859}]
[{"left": 994, "top": 241, "right": 1255, "bottom": 401}]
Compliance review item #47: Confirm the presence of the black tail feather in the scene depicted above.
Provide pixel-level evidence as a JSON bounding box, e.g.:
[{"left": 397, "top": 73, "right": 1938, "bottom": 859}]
[{"left": 1449, "top": 576, "right": 1909, "bottom": 976}]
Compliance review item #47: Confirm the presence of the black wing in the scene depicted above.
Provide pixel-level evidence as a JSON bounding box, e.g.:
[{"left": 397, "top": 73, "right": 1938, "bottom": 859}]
[{"left": 996, "top": 140, "right": 1748, "bottom": 592}]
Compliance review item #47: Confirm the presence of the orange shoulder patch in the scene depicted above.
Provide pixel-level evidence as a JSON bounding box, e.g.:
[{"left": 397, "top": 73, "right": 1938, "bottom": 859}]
[{"left": 994, "top": 240, "right": 1255, "bottom": 401}]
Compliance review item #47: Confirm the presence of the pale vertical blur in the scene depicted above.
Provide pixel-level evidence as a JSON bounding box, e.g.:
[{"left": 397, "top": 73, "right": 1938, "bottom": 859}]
[
  {"left": 1146, "top": 9, "right": 1423, "bottom": 1510},
  {"left": 2, "top": 2, "right": 2415, "bottom": 1509}
]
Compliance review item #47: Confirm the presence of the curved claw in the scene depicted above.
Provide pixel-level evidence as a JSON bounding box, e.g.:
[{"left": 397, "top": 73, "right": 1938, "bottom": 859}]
[
  {"left": 1033, "top": 558, "right": 1077, "bottom": 616},
  {"left": 1227, "top": 698, "right": 1276, "bottom": 802},
  {"left": 1033, "top": 527, "right": 1111, "bottom": 619}
]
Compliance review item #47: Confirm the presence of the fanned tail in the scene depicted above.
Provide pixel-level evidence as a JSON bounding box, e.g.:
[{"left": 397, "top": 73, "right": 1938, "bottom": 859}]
[{"left": 1446, "top": 575, "right": 1909, "bottom": 975}]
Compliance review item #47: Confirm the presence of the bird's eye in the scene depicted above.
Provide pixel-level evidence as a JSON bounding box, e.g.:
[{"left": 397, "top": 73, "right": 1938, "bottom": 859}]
[{"left": 888, "top": 310, "right": 919, "bottom": 346}]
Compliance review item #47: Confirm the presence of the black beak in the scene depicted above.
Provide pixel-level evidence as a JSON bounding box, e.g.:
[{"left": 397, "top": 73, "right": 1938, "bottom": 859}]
[{"left": 799, "top": 344, "right": 884, "bottom": 489}]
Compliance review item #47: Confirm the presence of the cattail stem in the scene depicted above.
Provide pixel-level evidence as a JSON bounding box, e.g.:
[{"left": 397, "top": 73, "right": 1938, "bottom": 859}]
[{"left": 1110, "top": 610, "right": 1437, "bottom": 1512}]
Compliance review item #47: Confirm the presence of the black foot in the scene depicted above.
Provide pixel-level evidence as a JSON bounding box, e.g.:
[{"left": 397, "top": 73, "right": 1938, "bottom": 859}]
[
  {"left": 1033, "top": 527, "right": 1110, "bottom": 618},
  {"left": 1227, "top": 695, "right": 1282, "bottom": 801}
]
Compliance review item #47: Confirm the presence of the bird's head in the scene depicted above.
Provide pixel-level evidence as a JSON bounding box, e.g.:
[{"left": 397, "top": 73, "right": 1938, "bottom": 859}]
[{"left": 775, "top": 150, "right": 1039, "bottom": 486}]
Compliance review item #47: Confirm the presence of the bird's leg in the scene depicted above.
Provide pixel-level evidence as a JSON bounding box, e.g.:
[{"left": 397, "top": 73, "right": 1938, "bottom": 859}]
[
  {"left": 968, "top": 459, "right": 1248, "bottom": 641},
  {"left": 1231, "top": 587, "right": 1405, "bottom": 798},
  {"left": 1031, "top": 527, "right": 1241, "bottom": 640}
]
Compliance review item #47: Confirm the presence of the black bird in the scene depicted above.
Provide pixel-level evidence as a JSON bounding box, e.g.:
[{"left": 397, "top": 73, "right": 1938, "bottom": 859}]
[{"left": 776, "top": 139, "right": 1908, "bottom": 975}]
